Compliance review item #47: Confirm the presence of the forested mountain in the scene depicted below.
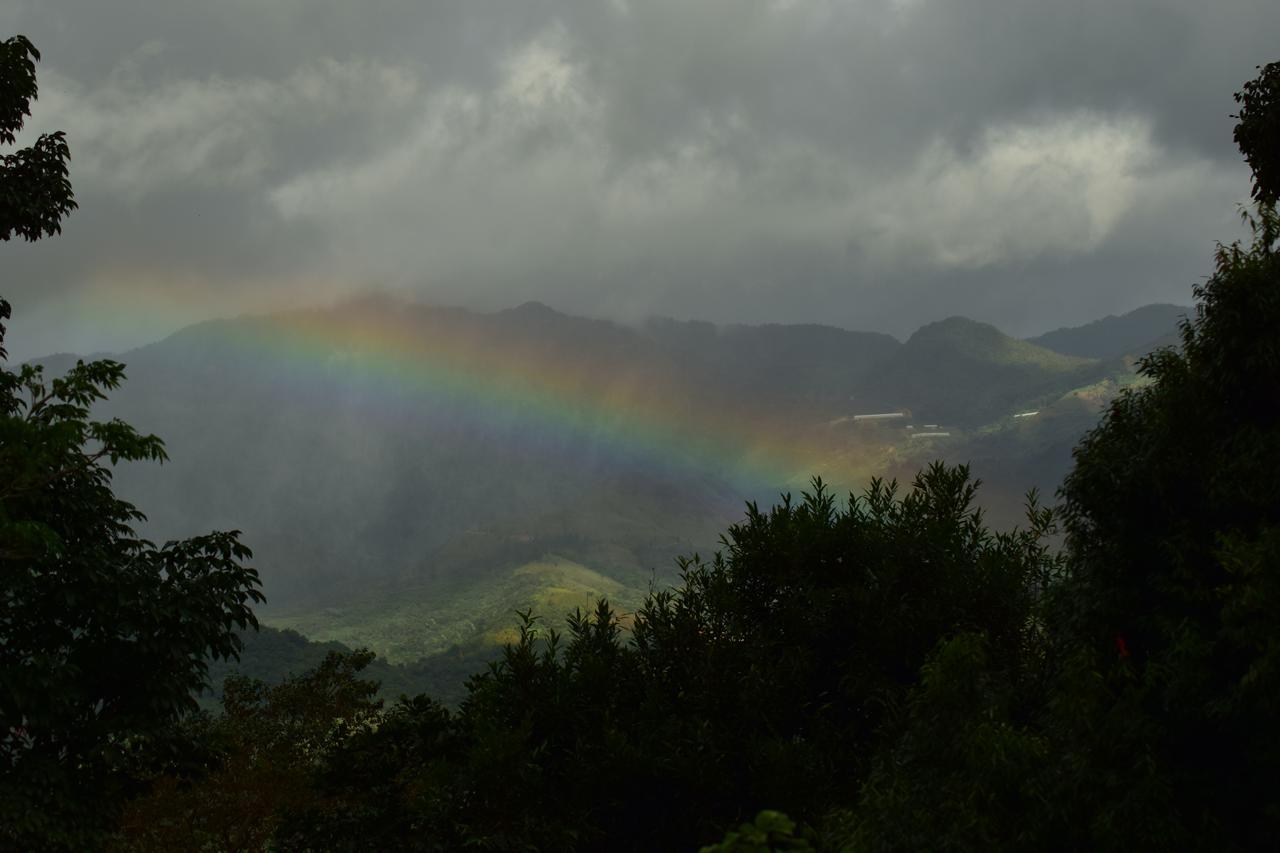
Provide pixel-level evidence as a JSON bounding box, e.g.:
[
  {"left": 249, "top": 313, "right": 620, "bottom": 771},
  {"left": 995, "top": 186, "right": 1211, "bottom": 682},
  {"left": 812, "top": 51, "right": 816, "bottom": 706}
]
[
  {"left": 871, "top": 315, "right": 1110, "bottom": 424},
  {"left": 28, "top": 298, "right": 1154, "bottom": 666},
  {"left": 643, "top": 316, "right": 901, "bottom": 405},
  {"left": 1028, "top": 302, "right": 1189, "bottom": 359}
]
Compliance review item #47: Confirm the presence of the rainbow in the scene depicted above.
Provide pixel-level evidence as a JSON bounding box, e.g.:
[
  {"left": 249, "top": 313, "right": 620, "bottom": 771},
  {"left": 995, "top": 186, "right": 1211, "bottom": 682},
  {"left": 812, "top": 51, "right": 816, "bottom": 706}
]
[{"left": 185, "top": 301, "right": 889, "bottom": 494}]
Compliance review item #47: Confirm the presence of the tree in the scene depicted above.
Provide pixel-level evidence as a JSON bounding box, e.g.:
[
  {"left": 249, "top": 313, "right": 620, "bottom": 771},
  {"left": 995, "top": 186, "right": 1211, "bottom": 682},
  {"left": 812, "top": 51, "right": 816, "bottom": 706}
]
[
  {"left": 1, "top": 35, "right": 76, "bottom": 243},
  {"left": 0, "top": 36, "right": 263, "bottom": 849},
  {"left": 1234, "top": 61, "right": 1280, "bottom": 207},
  {"left": 1040, "top": 59, "right": 1280, "bottom": 850},
  {"left": 116, "top": 650, "right": 383, "bottom": 851},
  {"left": 847, "top": 60, "right": 1280, "bottom": 852},
  {"left": 273, "top": 468, "right": 1057, "bottom": 852}
]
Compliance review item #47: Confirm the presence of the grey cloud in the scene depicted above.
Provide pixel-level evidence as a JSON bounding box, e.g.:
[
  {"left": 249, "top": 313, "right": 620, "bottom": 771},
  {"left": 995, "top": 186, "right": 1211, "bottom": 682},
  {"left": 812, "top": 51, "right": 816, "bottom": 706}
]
[{"left": 1, "top": 0, "right": 1274, "bottom": 359}]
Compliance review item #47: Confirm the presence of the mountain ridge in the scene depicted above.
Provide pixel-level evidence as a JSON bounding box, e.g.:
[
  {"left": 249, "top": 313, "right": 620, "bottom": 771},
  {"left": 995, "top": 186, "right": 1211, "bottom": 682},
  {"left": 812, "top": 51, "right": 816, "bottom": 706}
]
[
  {"left": 1027, "top": 303, "right": 1190, "bottom": 359},
  {"left": 25, "top": 297, "right": 1182, "bottom": 664}
]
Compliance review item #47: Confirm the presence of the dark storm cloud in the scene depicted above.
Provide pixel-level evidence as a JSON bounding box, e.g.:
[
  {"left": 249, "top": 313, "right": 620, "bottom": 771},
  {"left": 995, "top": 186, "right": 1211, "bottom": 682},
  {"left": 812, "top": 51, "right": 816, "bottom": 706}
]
[{"left": 2, "top": 0, "right": 1274, "bottom": 358}]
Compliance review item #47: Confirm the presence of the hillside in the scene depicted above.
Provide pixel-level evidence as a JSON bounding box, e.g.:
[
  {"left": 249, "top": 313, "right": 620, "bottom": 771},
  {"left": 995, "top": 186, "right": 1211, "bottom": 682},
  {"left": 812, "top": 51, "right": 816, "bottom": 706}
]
[
  {"left": 865, "top": 316, "right": 1109, "bottom": 425},
  {"left": 201, "top": 626, "right": 498, "bottom": 709},
  {"left": 645, "top": 316, "right": 902, "bottom": 407},
  {"left": 31, "top": 298, "right": 1153, "bottom": 671},
  {"left": 99, "top": 301, "right": 740, "bottom": 604},
  {"left": 1028, "top": 303, "right": 1189, "bottom": 359}
]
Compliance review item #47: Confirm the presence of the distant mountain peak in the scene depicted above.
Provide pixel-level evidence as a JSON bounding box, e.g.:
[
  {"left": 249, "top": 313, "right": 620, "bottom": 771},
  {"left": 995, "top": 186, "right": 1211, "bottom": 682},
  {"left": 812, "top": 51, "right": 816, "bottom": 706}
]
[
  {"left": 506, "top": 300, "right": 560, "bottom": 316},
  {"left": 901, "top": 312, "right": 1090, "bottom": 376},
  {"left": 906, "top": 315, "right": 1034, "bottom": 356},
  {"left": 1028, "top": 303, "right": 1190, "bottom": 360},
  {"left": 907, "top": 316, "right": 999, "bottom": 342}
]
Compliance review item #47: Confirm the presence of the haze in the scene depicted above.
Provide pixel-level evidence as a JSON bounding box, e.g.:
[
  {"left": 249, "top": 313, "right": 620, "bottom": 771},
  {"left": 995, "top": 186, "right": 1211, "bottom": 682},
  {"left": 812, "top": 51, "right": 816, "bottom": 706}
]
[{"left": 3, "top": 0, "right": 1274, "bottom": 360}]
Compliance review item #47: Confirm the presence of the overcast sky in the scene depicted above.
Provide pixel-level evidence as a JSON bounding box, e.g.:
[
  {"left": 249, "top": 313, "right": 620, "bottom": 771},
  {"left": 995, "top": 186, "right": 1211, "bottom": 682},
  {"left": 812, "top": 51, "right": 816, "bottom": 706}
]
[{"left": 3, "top": 0, "right": 1276, "bottom": 359}]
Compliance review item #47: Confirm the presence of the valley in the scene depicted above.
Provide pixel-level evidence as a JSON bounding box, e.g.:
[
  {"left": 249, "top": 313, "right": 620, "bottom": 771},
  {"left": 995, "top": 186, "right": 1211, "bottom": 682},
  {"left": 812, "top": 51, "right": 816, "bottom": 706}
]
[{"left": 39, "top": 298, "right": 1185, "bottom": 682}]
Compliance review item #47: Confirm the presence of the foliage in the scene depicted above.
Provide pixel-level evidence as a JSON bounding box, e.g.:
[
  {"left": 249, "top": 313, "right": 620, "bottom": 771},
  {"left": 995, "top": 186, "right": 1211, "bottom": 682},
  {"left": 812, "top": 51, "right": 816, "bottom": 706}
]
[
  {"left": 1, "top": 35, "right": 262, "bottom": 849},
  {"left": 1234, "top": 61, "right": 1280, "bottom": 207},
  {"left": 265, "top": 466, "right": 1058, "bottom": 852},
  {"left": 0, "top": 314, "right": 265, "bottom": 851},
  {"left": 1034, "top": 63, "right": 1280, "bottom": 846},
  {"left": 114, "top": 651, "right": 382, "bottom": 851},
  {"left": 1047, "top": 207, "right": 1279, "bottom": 849},
  {"left": 1, "top": 34, "right": 76, "bottom": 242},
  {"left": 700, "top": 810, "right": 816, "bottom": 853},
  {"left": 843, "top": 61, "right": 1280, "bottom": 852},
  {"left": 201, "top": 625, "right": 498, "bottom": 710}
]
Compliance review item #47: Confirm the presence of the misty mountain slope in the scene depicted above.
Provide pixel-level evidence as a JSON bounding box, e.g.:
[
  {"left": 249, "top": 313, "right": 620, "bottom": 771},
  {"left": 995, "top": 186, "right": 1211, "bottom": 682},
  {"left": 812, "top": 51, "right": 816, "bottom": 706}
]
[
  {"left": 890, "top": 367, "right": 1151, "bottom": 521},
  {"left": 645, "top": 316, "right": 902, "bottom": 409},
  {"left": 865, "top": 316, "right": 1110, "bottom": 425},
  {"left": 30, "top": 298, "right": 1157, "bottom": 662},
  {"left": 1027, "top": 303, "right": 1190, "bottom": 359},
  {"left": 88, "top": 300, "right": 816, "bottom": 617},
  {"left": 103, "top": 344, "right": 733, "bottom": 606}
]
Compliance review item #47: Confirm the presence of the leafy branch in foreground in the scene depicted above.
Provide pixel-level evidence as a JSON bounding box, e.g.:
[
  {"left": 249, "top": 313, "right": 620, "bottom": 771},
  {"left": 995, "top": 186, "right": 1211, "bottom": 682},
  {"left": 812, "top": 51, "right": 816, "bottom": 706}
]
[
  {"left": 1, "top": 345, "right": 265, "bottom": 849},
  {"left": 1, "top": 34, "right": 76, "bottom": 242},
  {"left": 1, "top": 33, "right": 262, "bottom": 850}
]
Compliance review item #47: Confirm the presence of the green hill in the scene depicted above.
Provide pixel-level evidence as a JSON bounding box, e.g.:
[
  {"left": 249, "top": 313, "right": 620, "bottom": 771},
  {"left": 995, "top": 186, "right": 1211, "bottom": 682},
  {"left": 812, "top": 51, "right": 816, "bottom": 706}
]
[
  {"left": 863, "top": 316, "right": 1107, "bottom": 425},
  {"left": 268, "top": 554, "right": 649, "bottom": 664}
]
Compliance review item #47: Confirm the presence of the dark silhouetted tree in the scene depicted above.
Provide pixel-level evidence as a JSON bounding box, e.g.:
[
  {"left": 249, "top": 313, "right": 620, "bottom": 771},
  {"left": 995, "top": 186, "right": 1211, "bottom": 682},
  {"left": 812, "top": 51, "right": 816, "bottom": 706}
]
[
  {"left": 116, "top": 650, "right": 383, "bottom": 851},
  {"left": 0, "top": 36, "right": 263, "bottom": 850},
  {"left": 849, "top": 58, "right": 1280, "bottom": 853},
  {"left": 271, "top": 468, "right": 1057, "bottom": 852},
  {"left": 1, "top": 35, "right": 76, "bottom": 243},
  {"left": 1234, "top": 61, "right": 1280, "bottom": 207}
]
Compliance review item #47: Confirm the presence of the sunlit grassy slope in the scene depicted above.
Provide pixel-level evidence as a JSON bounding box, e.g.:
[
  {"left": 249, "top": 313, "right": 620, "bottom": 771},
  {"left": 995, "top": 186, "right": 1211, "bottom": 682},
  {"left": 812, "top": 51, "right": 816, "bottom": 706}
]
[{"left": 268, "top": 554, "right": 652, "bottom": 664}]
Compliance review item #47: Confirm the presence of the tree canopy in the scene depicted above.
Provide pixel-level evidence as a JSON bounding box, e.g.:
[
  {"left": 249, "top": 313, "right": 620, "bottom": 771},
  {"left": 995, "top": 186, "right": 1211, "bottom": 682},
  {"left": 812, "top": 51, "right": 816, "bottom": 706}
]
[
  {"left": 1234, "top": 61, "right": 1280, "bottom": 207},
  {"left": 0, "top": 34, "right": 76, "bottom": 243},
  {"left": 849, "top": 60, "right": 1280, "bottom": 852},
  {"left": 1, "top": 36, "right": 263, "bottom": 850}
]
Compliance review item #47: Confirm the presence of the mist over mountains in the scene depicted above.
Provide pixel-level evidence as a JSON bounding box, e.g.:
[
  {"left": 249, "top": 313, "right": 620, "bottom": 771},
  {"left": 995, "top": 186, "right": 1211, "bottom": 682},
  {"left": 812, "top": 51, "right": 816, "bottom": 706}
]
[{"left": 38, "top": 299, "right": 1182, "bottom": 662}]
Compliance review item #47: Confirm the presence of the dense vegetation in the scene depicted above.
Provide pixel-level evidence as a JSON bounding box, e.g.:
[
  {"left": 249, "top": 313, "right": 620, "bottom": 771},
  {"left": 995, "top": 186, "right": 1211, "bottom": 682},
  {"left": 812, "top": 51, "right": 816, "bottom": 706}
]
[
  {"left": 200, "top": 626, "right": 499, "bottom": 711},
  {"left": 3, "top": 34, "right": 1278, "bottom": 852},
  {"left": 1, "top": 35, "right": 262, "bottom": 849}
]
